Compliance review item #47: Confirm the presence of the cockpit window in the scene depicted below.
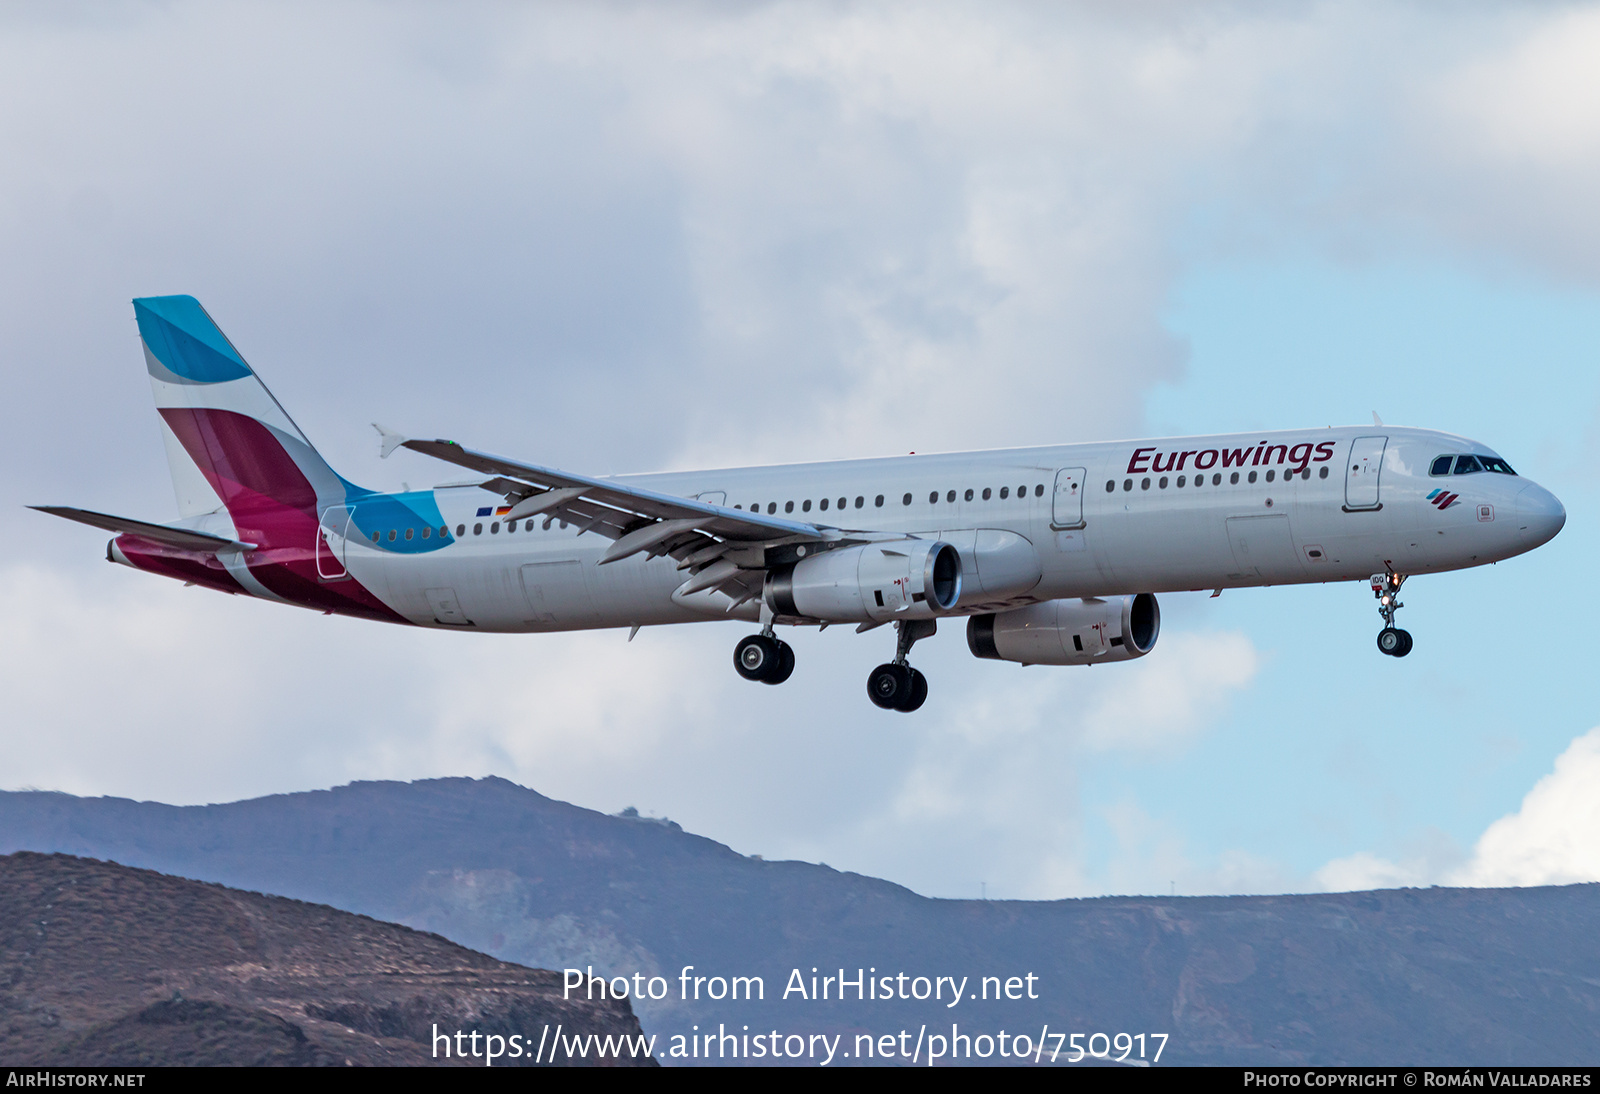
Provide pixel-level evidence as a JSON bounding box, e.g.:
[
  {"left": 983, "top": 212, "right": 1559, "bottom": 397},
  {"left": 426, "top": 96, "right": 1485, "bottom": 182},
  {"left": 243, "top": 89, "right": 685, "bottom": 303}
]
[
  {"left": 1430, "top": 456, "right": 1454, "bottom": 476},
  {"left": 1453, "top": 455, "right": 1484, "bottom": 475},
  {"left": 1480, "top": 456, "right": 1517, "bottom": 475}
]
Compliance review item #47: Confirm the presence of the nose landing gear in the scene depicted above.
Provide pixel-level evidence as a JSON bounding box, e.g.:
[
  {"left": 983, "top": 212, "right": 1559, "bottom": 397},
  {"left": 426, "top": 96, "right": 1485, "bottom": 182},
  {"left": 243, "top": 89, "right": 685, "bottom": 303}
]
[
  {"left": 1372, "top": 572, "right": 1413, "bottom": 657},
  {"left": 868, "top": 619, "right": 935, "bottom": 712}
]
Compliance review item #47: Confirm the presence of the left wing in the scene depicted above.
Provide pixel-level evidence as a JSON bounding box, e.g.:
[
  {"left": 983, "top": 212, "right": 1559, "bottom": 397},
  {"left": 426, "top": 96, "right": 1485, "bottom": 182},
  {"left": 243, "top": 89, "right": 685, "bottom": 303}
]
[{"left": 384, "top": 429, "right": 871, "bottom": 610}]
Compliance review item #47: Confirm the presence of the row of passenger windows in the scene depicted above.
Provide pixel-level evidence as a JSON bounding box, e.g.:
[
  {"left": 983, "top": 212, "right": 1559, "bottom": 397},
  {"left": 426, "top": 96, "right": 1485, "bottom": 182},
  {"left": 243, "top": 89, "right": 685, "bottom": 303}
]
[
  {"left": 734, "top": 483, "right": 1047, "bottom": 516},
  {"left": 1430, "top": 454, "right": 1516, "bottom": 476},
  {"left": 367, "top": 483, "right": 1055, "bottom": 542},
  {"left": 370, "top": 467, "right": 1338, "bottom": 543},
  {"left": 1107, "top": 466, "right": 1329, "bottom": 493},
  {"left": 370, "top": 525, "right": 450, "bottom": 543}
]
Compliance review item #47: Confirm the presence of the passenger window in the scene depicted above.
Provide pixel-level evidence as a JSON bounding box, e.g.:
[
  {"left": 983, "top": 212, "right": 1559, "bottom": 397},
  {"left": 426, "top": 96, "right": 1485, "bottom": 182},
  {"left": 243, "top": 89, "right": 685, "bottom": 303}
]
[
  {"left": 1105, "top": 480, "right": 1115, "bottom": 493},
  {"left": 947, "top": 490, "right": 957, "bottom": 503},
  {"left": 903, "top": 493, "right": 912, "bottom": 505},
  {"left": 1265, "top": 470, "right": 1275, "bottom": 482},
  {"left": 387, "top": 529, "right": 397, "bottom": 541},
  {"left": 929, "top": 491, "right": 938, "bottom": 504},
  {"left": 1430, "top": 456, "right": 1454, "bottom": 476},
  {"left": 1141, "top": 478, "right": 1151, "bottom": 490},
  {"left": 490, "top": 521, "right": 500, "bottom": 533},
  {"left": 964, "top": 488, "right": 974, "bottom": 502},
  {"left": 506, "top": 521, "right": 515, "bottom": 534},
  {"left": 1123, "top": 479, "right": 1132, "bottom": 491},
  {"left": 1176, "top": 475, "right": 1186, "bottom": 488},
  {"left": 405, "top": 528, "right": 415, "bottom": 540},
  {"left": 1319, "top": 467, "right": 1329, "bottom": 479},
  {"left": 768, "top": 503, "right": 777, "bottom": 514},
  {"left": 983, "top": 487, "right": 992, "bottom": 500},
  {"left": 1230, "top": 472, "right": 1239, "bottom": 484},
  {"left": 1211, "top": 474, "right": 1221, "bottom": 486},
  {"left": 859, "top": 496, "right": 867, "bottom": 508},
  {"left": 1248, "top": 471, "right": 1257, "bottom": 483},
  {"left": 1000, "top": 486, "right": 1010, "bottom": 499},
  {"left": 370, "top": 531, "right": 379, "bottom": 543},
  {"left": 818, "top": 498, "right": 827, "bottom": 510},
  {"left": 1454, "top": 455, "right": 1484, "bottom": 475},
  {"left": 473, "top": 523, "right": 482, "bottom": 535},
  {"left": 1034, "top": 484, "right": 1043, "bottom": 497},
  {"left": 1159, "top": 476, "right": 1168, "bottom": 488},
  {"left": 838, "top": 497, "right": 846, "bottom": 509},
  {"left": 455, "top": 524, "right": 465, "bottom": 537},
  {"left": 786, "top": 501, "right": 795, "bottom": 513},
  {"left": 421, "top": 527, "right": 431, "bottom": 539},
  {"left": 1018, "top": 484, "right": 1027, "bottom": 497}
]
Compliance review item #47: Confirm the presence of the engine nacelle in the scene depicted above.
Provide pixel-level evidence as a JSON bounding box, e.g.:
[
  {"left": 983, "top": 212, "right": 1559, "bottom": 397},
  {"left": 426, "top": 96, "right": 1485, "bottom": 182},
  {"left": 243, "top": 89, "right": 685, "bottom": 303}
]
[
  {"left": 967, "top": 594, "right": 1160, "bottom": 666},
  {"left": 766, "top": 540, "right": 962, "bottom": 623}
]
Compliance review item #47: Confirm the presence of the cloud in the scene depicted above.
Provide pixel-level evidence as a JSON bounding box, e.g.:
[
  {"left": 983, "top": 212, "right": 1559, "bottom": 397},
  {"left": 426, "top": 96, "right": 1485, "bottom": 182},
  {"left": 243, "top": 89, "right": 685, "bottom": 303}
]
[
  {"left": 821, "top": 627, "right": 1261, "bottom": 899},
  {"left": 1315, "top": 729, "right": 1600, "bottom": 892},
  {"left": 1448, "top": 727, "right": 1600, "bottom": 888}
]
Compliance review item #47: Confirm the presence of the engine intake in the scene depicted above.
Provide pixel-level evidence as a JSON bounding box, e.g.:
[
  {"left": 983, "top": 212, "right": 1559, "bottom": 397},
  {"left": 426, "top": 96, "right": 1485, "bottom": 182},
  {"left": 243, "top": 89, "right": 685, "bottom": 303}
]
[
  {"left": 967, "top": 594, "right": 1160, "bottom": 665},
  {"left": 766, "top": 540, "right": 962, "bottom": 623}
]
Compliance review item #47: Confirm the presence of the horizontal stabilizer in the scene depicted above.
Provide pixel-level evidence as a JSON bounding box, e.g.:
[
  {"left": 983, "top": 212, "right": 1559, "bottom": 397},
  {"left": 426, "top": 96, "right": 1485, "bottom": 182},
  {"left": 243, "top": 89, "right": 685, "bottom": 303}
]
[{"left": 31, "top": 506, "right": 255, "bottom": 553}]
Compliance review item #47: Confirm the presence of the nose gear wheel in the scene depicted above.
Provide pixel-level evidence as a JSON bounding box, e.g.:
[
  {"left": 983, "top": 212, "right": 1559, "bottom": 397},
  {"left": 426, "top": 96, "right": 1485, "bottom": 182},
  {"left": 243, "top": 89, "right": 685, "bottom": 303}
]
[{"left": 1371, "top": 572, "right": 1414, "bottom": 657}]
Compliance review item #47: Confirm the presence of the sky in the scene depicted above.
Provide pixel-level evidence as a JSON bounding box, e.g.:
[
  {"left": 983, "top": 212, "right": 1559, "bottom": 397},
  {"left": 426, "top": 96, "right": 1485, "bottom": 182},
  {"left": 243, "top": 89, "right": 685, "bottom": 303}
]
[{"left": 4, "top": 0, "right": 1600, "bottom": 900}]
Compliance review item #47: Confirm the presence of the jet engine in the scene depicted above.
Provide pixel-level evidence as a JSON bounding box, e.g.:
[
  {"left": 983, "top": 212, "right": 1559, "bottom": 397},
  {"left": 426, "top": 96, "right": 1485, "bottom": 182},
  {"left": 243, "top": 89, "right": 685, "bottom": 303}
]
[
  {"left": 966, "top": 594, "right": 1160, "bottom": 666},
  {"left": 766, "top": 540, "right": 962, "bottom": 623}
]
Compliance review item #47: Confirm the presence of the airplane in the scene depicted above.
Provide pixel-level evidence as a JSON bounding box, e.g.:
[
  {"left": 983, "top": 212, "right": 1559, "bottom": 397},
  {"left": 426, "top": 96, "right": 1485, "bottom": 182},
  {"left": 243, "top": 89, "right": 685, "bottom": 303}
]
[{"left": 35, "top": 296, "right": 1567, "bottom": 712}]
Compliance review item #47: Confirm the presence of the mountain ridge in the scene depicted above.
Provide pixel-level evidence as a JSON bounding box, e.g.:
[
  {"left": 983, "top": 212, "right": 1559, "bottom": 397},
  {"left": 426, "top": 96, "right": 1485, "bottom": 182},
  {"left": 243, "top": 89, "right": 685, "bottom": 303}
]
[{"left": 4, "top": 775, "right": 1596, "bottom": 1065}]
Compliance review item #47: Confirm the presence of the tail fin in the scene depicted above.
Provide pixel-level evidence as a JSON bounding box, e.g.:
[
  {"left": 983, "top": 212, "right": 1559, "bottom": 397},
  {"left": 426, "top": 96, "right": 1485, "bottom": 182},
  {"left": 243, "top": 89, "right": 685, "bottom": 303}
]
[{"left": 135, "top": 295, "right": 350, "bottom": 523}]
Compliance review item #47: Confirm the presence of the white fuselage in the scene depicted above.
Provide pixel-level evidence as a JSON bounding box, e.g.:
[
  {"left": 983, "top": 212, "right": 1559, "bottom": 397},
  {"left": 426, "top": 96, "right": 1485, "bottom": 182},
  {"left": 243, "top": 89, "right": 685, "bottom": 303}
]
[{"left": 332, "top": 426, "right": 1565, "bottom": 634}]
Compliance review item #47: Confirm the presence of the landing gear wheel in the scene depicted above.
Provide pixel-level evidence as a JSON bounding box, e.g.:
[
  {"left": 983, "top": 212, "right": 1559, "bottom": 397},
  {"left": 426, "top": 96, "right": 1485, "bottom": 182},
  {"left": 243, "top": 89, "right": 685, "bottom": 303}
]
[
  {"left": 735, "top": 634, "right": 796, "bottom": 683},
  {"left": 1370, "top": 572, "right": 1414, "bottom": 659},
  {"left": 768, "top": 640, "right": 796, "bottom": 684},
  {"left": 867, "top": 662, "right": 912, "bottom": 710},
  {"left": 901, "top": 667, "right": 928, "bottom": 712},
  {"left": 735, "top": 634, "right": 780, "bottom": 681}
]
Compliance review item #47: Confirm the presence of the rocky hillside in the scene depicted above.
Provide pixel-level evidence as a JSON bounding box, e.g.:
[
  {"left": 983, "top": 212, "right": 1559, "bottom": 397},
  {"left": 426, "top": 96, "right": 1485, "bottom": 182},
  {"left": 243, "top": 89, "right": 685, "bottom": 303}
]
[
  {"left": 3, "top": 778, "right": 1597, "bottom": 1065},
  {"left": 0, "top": 851, "right": 652, "bottom": 1066}
]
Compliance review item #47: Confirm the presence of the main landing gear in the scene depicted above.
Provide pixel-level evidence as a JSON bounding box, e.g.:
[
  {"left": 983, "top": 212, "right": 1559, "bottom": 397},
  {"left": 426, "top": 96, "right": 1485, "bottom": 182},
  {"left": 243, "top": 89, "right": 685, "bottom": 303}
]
[
  {"left": 734, "top": 631, "right": 795, "bottom": 685},
  {"left": 1371, "top": 572, "right": 1413, "bottom": 658},
  {"left": 868, "top": 619, "right": 935, "bottom": 713}
]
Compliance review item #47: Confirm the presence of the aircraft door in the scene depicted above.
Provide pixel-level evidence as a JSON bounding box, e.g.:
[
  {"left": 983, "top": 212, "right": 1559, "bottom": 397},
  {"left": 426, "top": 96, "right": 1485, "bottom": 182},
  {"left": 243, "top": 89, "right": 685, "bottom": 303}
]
[
  {"left": 316, "top": 506, "right": 351, "bottom": 582},
  {"left": 1051, "top": 467, "right": 1086, "bottom": 529},
  {"left": 1344, "top": 436, "right": 1387, "bottom": 511}
]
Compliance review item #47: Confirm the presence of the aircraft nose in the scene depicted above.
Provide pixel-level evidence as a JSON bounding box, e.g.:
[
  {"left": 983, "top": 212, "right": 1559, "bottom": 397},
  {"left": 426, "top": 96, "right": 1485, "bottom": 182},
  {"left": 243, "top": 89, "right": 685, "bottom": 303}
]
[{"left": 1514, "top": 482, "right": 1566, "bottom": 548}]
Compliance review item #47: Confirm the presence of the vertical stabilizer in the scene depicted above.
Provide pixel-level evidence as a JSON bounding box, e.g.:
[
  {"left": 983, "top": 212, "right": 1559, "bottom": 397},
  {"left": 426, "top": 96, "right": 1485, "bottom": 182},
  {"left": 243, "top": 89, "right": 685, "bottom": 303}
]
[{"left": 134, "top": 295, "right": 348, "bottom": 536}]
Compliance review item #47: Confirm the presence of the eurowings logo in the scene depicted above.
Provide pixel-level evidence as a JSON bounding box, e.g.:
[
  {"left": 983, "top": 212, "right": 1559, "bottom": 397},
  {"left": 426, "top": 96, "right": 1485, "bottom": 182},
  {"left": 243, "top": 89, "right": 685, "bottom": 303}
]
[{"left": 1426, "top": 489, "right": 1461, "bottom": 511}]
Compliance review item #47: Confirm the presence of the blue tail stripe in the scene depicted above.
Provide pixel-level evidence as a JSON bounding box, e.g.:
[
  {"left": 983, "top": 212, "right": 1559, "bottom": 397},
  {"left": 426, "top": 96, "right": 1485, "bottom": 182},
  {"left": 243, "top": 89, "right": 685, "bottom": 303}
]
[{"left": 134, "top": 296, "right": 253, "bottom": 384}]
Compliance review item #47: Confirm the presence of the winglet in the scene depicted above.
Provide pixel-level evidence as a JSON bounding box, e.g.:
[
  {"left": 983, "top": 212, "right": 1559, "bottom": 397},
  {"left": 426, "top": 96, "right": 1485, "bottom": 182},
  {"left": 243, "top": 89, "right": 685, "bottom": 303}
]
[
  {"left": 373, "top": 423, "right": 408, "bottom": 460},
  {"left": 1372, "top": 411, "right": 1384, "bottom": 427}
]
